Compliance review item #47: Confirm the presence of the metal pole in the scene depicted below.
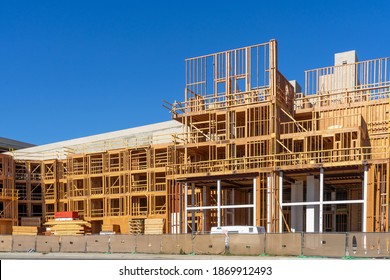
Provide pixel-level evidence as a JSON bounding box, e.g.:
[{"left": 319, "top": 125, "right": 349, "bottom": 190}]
[
  {"left": 267, "top": 173, "right": 271, "bottom": 232},
  {"left": 184, "top": 182, "right": 188, "bottom": 234},
  {"left": 319, "top": 168, "right": 324, "bottom": 233},
  {"left": 363, "top": 164, "right": 368, "bottom": 232},
  {"left": 253, "top": 177, "right": 257, "bottom": 226},
  {"left": 279, "top": 171, "right": 283, "bottom": 233},
  {"left": 202, "top": 186, "right": 206, "bottom": 233},
  {"left": 217, "top": 180, "right": 221, "bottom": 227},
  {"left": 191, "top": 183, "right": 195, "bottom": 233}
]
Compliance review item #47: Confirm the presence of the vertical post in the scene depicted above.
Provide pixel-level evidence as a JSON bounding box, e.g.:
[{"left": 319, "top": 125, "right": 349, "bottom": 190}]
[
  {"left": 363, "top": 164, "right": 368, "bottom": 232},
  {"left": 231, "top": 189, "right": 235, "bottom": 225},
  {"left": 279, "top": 171, "right": 283, "bottom": 233},
  {"left": 191, "top": 183, "right": 195, "bottom": 233},
  {"left": 217, "top": 180, "right": 221, "bottom": 227},
  {"left": 253, "top": 177, "right": 257, "bottom": 226},
  {"left": 319, "top": 168, "right": 324, "bottom": 233},
  {"left": 184, "top": 182, "right": 188, "bottom": 234},
  {"left": 267, "top": 173, "right": 271, "bottom": 232},
  {"left": 202, "top": 186, "right": 206, "bottom": 233}
]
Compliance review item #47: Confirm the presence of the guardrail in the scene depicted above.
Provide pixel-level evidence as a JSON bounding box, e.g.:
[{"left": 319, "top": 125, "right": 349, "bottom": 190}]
[{"left": 1, "top": 232, "right": 389, "bottom": 258}]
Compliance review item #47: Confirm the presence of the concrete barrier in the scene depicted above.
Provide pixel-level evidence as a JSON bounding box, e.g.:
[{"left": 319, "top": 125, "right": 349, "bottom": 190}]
[
  {"left": 0, "top": 235, "right": 13, "bottom": 252},
  {"left": 86, "top": 235, "right": 110, "bottom": 253},
  {"left": 229, "top": 234, "right": 265, "bottom": 255},
  {"left": 36, "top": 236, "right": 60, "bottom": 252},
  {"left": 60, "top": 236, "right": 86, "bottom": 253},
  {"left": 136, "top": 235, "right": 162, "bottom": 254},
  {"left": 303, "top": 233, "right": 346, "bottom": 257},
  {"left": 110, "top": 235, "right": 136, "bottom": 253},
  {"left": 192, "top": 234, "right": 225, "bottom": 255},
  {"left": 12, "top": 235, "right": 36, "bottom": 252},
  {"left": 348, "top": 233, "right": 390, "bottom": 258},
  {"left": 161, "top": 234, "right": 193, "bottom": 254},
  {"left": 265, "top": 233, "right": 301, "bottom": 256}
]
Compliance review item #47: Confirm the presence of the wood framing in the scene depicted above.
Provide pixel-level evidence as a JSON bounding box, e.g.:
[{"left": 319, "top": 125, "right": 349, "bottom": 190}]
[{"left": 2, "top": 40, "right": 390, "bottom": 234}]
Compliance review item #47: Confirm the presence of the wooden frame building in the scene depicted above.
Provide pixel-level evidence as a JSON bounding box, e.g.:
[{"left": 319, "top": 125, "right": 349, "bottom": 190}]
[{"left": 1, "top": 39, "right": 390, "bottom": 234}]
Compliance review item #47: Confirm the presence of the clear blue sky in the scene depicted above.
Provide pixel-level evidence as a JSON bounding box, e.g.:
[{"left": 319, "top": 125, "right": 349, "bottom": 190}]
[{"left": 1, "top": 0, "right": 390, "bottom": 145}]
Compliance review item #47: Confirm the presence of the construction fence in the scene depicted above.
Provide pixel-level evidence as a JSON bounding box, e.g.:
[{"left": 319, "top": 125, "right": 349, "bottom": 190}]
[{"left": 0, "top": 233, "right": 389, "bottom": 258}]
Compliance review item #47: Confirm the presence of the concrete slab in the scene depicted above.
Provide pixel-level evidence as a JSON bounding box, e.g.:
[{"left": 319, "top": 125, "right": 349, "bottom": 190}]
[
  {"left": 161, "top": 234, "right": 192, "bottom": 254},
  {"left": 193, "top": 234, "right": 225, "bottom": 255},
  {"left": 0, "top": 235, "right": 13, "bottom": 252},
  {"left": 12, "top": 235, "right": 36, "bottom": 252},
  {"left": 265, "top": 233, "right": 301, "bottom": 256},
  {"left": 86, "top": 235, "right": 110, "bottom": 253},
  {"left": 136, "top": 235, "right": 162, "bottom": 254},
  {"left": 60, "top": 236, "right": 86, "bottom": 253},
  {"left": 110, "top": 235, "right": 136, "bottom": 253},
  {"left": 36, "top": 236, "right": 60, "bottom": 252},
  {"left": 229, "top": 234, "right": 265, "bottom": 255},
  {"left": 303, "top": 233, "right": 346, "bottom": 257}
]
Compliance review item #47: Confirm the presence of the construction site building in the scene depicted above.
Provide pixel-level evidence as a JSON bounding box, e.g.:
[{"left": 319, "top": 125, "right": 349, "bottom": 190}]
[{"left": 1, "top": 39, "right": 390, "bottom": 234}]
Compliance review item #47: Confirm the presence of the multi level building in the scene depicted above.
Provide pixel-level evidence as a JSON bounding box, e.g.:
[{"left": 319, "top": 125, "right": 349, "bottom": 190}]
[{"left": 1, "top": 39, "right": 389, "bottom": 234}]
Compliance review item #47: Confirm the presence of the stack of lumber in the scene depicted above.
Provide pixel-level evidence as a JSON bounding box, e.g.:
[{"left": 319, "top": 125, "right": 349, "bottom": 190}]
[
  {"left": 129, "top": 219, "right": 144, "bottom": 234},
  {"left": 55, "top": 211, "right": 78, "bottom": 220},
  {"left": 45, "top": 219, "right": 91, "bottom": 235},
  {"left": 20, "top": 217, "right": 41, "bottom": 227},
  {"left": 100, "top": 224, "right": 120, "bottom": 234},
  {"left": 12, "top": 226, "right": 38, "bottom": 235},
  {"left": 44, "top": 212, "right": 91, "bottom": 235},
  {"left": 144, "top": 218, "right": 164, "bottom": 234}
]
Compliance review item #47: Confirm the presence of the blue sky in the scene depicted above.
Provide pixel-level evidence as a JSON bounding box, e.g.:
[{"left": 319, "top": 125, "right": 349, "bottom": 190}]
[{"left": 1, "top": 0, "right": 390, "bottom": 145}]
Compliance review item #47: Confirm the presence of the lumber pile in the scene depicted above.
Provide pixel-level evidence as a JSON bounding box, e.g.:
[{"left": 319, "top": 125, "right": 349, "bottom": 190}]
[
  {"left": 129, "top": 219, "right": 144, "bottom": 234},
  {"left": 44, "top": 212, "right": 91, "bottom": 235},
  {"left": 144, "top": 218, "right": 164, "bottom": 234},
  {"left": 45, "top": 220, "right": 91, "bottom": 235},
  {"left": 20, "top": 217, "right": 41, "bottom": 227},
  {"left": 100, "top": 224, "right": 120, "bottom": 235},
  {"left": 12, "top": 226, "right": 38, "bottom": 235}
]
